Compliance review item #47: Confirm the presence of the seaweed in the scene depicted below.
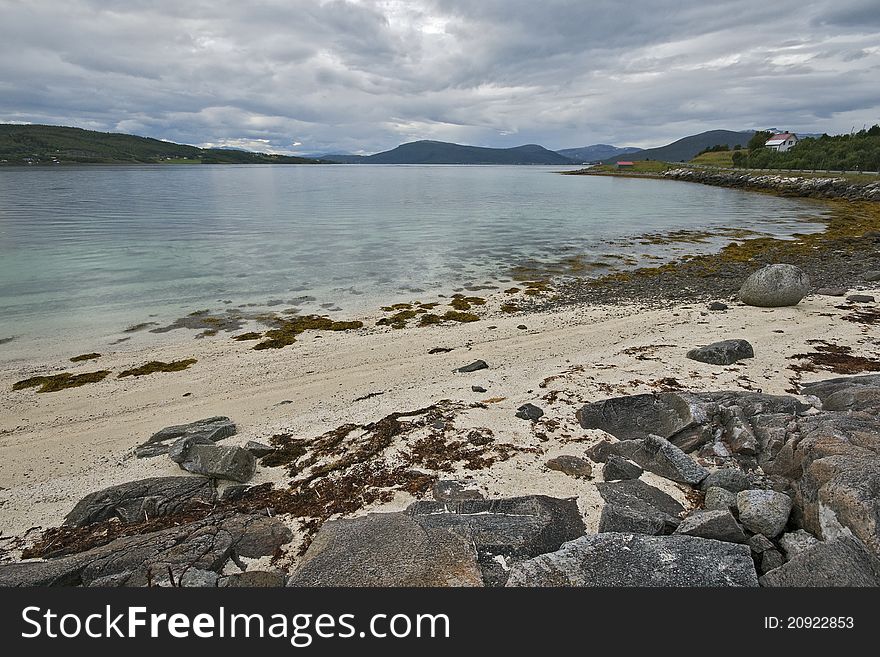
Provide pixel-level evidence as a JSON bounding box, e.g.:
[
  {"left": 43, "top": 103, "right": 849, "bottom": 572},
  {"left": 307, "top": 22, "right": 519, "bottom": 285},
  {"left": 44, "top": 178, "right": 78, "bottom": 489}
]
[
  {"left": 449, "top": 295, "right": 486, "bottom": 311},
  {"left": 123, "top": 322, "right": 159, "bottom": 333},
  {"left": 13, "top": 370, "right": 110, "bottom": 393},
  {"left": 500, "top": 303, "right": 519, "bottom": 313},
  {"left": 789, "top": 341, "right": 880, "bottom": 375},
  {"left": 233, "top": 332, "right": 263, "bottom": 341},
  {"left": 118, "top": 359, "right": 197, "bottom": 378},
  {"left": 377, "top": 310, "right": 419, "bottom": 329},
  {"left": 253, "top": 315, "right": 363, "bottom": 349},
  {"left": 69, "top": 353, "right": 101, "bottom": 362}
]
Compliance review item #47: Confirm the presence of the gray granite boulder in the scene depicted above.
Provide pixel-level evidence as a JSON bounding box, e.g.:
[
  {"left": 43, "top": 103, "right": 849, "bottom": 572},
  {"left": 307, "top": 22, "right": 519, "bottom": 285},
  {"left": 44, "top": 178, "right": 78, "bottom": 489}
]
[
  {"left": 244, "top": 441, "right": 275, "bottom": 458},
  {"left": 407, "top": 496, "right": 587, "bottom": 586},
  {"left": 0, "top": 512, "right": 291, "bottom": 587},
  {"left": 575, "top": 392, "right": 706, "bottom": 442},
  {"left": 175, "top": 444, "right": 256, "bottom": 483},
  {"left": 219, "top": 570, "right": 287, "bottom": 587},
  {"left": 63, "top": 476, "right": 216, "bottom": 529},
  {"left": 516, "top": 403, "right": 544, "bottom": 421},
  {"left": 626, "top": 434, "right": 709, "bottom": 485},
  {"left": 700, "top": 468, "right": 752, "bottom": 493},
  {"left": 704, "top": 486, "right": 738, "bottom": 512},
  {"left": 506, "top": 533, "right": 758, "bottom": 587},
  {"left": 287, "top": 512, "right": 484, "bottom": 587},
  {"left": 760, "top": 534, "right": 880, "bottom": 587},
  {"left": 457, "top": 360, "right": 488, "bottom": 373},
  {"left": 432, "top": 479, "right": 485, "bottom": 502},
  {"left": 738, "top": 264, "right": 810, "bottom": 307},
  {"left": 779, "top": 529, "right": 820, "bottom": 560},
  {"left": 135, "top": 416, "right": 236, "bottom": 458},
  {"left": 597, "top": 479, "right": 683, "bottom": 535},
  {"left": 737, "top": 489, "right": 792, "bottom": 537},
  {"left": 687, "top": 339, "right": 754, "bottom": 366},
  {"left": 673, "top": 510, "right": 748, "bottom": 544},
  {"left": 602, "top": 455, "right": 643, "bottom": 481}
]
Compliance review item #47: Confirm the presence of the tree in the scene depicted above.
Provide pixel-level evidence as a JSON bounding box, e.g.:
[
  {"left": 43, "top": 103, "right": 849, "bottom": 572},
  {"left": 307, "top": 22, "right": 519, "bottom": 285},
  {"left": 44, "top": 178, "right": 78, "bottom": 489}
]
[{"left": 747, "top": 130, "right": 773, "bottom": 153}]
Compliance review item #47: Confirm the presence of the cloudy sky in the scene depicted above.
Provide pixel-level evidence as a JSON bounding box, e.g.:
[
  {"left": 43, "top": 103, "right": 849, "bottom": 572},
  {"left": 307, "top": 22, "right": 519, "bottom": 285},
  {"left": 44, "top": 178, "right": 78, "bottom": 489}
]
[{"left": 1, "top": 0, "right": 879, "bottom": 155}]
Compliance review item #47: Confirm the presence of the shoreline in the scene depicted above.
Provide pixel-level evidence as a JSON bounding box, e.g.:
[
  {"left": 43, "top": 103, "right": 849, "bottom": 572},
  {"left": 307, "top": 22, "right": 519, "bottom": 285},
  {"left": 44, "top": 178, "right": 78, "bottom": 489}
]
[{"left": 2, "top": 173, "right": 880, "bottom": 585}]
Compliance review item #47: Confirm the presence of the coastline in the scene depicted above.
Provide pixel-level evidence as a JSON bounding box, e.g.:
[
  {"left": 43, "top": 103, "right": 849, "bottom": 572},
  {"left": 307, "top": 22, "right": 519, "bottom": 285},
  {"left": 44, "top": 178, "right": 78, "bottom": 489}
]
[{"left": 2, "top": 171, "right": 880, "bottom": 584}]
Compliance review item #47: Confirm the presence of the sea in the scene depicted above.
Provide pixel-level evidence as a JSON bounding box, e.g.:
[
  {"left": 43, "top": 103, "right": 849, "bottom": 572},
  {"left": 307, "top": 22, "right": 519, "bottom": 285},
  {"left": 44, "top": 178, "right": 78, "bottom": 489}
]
[{"left": 0, "top": 164, "right": 828, "bottom": 360}]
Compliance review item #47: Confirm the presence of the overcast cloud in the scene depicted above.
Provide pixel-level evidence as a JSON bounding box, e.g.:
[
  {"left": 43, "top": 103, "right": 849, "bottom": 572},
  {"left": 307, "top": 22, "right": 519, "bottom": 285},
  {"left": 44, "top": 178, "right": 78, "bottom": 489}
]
[{"left": 1, "top": 0, "right": 878, "bottom": 154}]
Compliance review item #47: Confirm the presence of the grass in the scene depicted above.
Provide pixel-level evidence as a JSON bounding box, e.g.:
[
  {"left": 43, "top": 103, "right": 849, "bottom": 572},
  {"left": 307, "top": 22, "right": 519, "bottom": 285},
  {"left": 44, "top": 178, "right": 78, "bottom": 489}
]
[
  {"left": 576, "top": 160, "right": 674, "bottom": 175},
  {"left": 690, "top": 149, "right": 747, "bottom": 167}
]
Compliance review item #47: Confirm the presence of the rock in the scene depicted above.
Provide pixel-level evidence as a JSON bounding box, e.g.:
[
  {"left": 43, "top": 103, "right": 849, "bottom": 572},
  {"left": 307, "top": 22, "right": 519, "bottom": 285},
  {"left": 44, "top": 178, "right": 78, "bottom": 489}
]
[
  {"left": 602, "top": 455, "right": 643, "bottom": 481},
  {"left": 597, "top": 480, "right": 683, "bottom": 535},
  {"left": 821, "top": 386, "right": 880, "bottom": 413},
  {"left": 812, "top": 456, "right": 880, "bottom": 557},
  {"left": 506, "top": 533, "right": 758, "bottom": 587},
  {"left": 287, "top": 513, "right": 482, "bottom": 587},
  {"left": 0, "top": 512, "right": 291, "bottom": 587},
  {"left": 576, "top": 392, "right": 705, "bottom": 442},
  {"left": 168, "top": 435, "right": 215, "bottom": 463},
  {"left": 626, "top": 434, "right": 709, "bottom": 485},
  {"left": 219, "top": 571, "right": 287, "bottom": 587},
  {"left": 406, "top": 496, "right": 587, "bottom": 586},
  {"left": 135, "top": 416, "right": 236, "bottom": 458},
  {"left": 515, "top": 403, "right": 544, "bottom": 421},
  {"left": 708, "top": 301, "right": 728, "bottom": 311},
  {"left": 63, "top": 477, "right": 216, "bottom": 528},
  {"left": 244, "top": 441, "right": 275, "bottom": 458},
  {"left": 457, "top": 360, "right": 488, "bottom": 373},
  {"left": 865, "top": 270, "right": 880, "bottom": 281},
  {"left": 738, "top": 264, "right": 810, "bottom": 307},
  {"left": 546, "top": 455, "right": 592, "bottom": 479},
  {"left": 847, "top": 294, "right": 875, "bottom": 303},
  {"left": 176, "top": 444, "right": 257, "bottom": 483},
  {"left": 674, "top": 510, "right": 748, "bottom": 543},
  {"left": 748, "top": 533, "right": 776, "bottom": 555},
  {"left": 704, "top": 486, "right": 738, "bottom": 512},
  {"left": 779, "top": 529, "right": 820, "bottom": 560},
  {"left": 760, "top": 549, "right": 785, "bottom": 574},
  {"left": 816, "top": 287, "right": 847, "bottom": 296},
  {"left": 700, "top": 468, "right": 751, "bottom": 493},
  {"left": 798, "top": 373, "right": 880, "bottom": 403},
  {"left": 760, "top": 534, "right": 880, "bottom": 586},
  {"left": 585, "top": 438, "right": 615, "bottom": 463},
  {"left": 471, "top": 385, "right": 487, "bottom": 393},
  {"left": 736, "top": 489, "right": 792, "bottom": 537},
  {"left": 432, "top": 479, "right": 485, "bottom": 502},
  {"left": 152, "top": 568, "right": 219, "bottom": 588},
  {"left": 687, "top": 339, "right": 754, "bottom": 366}
]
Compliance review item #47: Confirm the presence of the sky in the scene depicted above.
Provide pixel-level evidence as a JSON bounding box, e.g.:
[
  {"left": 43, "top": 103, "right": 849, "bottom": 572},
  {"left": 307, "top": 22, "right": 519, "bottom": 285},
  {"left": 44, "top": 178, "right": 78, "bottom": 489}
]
[{"left": 1, "top": 0, "right": 879, "bottom": 155}]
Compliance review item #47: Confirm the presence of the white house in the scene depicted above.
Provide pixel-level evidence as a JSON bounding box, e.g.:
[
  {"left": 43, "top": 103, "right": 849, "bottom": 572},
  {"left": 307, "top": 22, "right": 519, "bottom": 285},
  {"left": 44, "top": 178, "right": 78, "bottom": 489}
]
[{"left": 764, "top": 132, "right": 798, "bottom": 152}]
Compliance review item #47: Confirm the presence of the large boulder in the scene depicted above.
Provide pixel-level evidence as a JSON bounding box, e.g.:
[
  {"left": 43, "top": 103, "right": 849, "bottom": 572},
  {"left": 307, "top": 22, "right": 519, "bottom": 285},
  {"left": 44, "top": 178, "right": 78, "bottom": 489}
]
[
  {"left": 737, "top": 489, "right": 792, "bottom": 537},
  {"left": 545, "top": 455, "right": 592, "bottom": 479},
  {"left": 174, "top": 444, "right": 256, "bottom": 483},
  {"left": 602, "top": 455, "right": 643, "bottom": 481},
  {"left": 673, "top": 510, "right": 748, "bottom": 544},
  {"left": 625, "top": 435, "right": 709, "bottom": 485},
  {"left": 779, "top": 529, "right": 820, "bottom": 560},
  {"left": 686, "top": 340, "right": 754, "bottom": 366},
  {"left": 760, "top": 534, "right": 880, "bottom": 587},
  {"left": 700, "top": 468, "right": 751, "bottom": 493},
  {"left": 0, "top": 512, "right": 291, "bottom": 587},
  {"left": 505, "top": 533, "right": 758, "bottom": 587},
  {"left": 597, "top": 479, "right": 684, "bottom": 535},
  {"left": 738, "top": 264, "right": 810, "bottom": 307},
  {"left": 63, "top": 477, "right": 216, "bottom": 528},
  {"left": 575, "top": 392, "right": 707, "bottom": 442},
  {"left": 287, "top": 512, "right": 484, "bottom": 587},
  {"left": 135, "top": 416, "right": 236, "bottom": 458},
  {"left": 407, "top": 496, "right": 587, "bottom": 586},
  {"left": 704, "top": 487, "right": 738, "bottom": 512}
]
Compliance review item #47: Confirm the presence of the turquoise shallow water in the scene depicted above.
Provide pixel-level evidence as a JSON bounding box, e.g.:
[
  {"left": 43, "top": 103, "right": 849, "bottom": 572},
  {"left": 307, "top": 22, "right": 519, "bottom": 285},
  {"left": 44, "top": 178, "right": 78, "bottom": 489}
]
[{"left": 0, "top": 164, "right": 827, "bottom": 358}]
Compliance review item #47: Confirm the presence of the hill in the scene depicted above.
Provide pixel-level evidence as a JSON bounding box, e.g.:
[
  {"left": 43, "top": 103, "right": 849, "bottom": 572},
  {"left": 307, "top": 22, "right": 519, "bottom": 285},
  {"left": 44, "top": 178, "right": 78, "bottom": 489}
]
[
  {"left": 601, "top": 130, "right": 755, "bottom": 164},
  {"left": 0, "top": 124, "right": 324, "bottom": 165},
  {"left": 556, "top": 144, "right": 643, "bottom": 163},
  {"left": 734, "top": 125, "right": 880, "bottom": 171},
  {"left": 315, "top": 153, "right": 366, "bottom": 164},
  {"left": 358, "top": 140, "right": 574, "bottom": 165}
]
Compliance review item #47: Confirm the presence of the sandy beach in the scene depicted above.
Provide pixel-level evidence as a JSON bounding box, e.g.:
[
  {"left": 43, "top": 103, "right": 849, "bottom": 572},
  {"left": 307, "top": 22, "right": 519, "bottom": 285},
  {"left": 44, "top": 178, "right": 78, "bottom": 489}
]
[{"left": 3, "top": 283, "right": 878, "bottom": 570}]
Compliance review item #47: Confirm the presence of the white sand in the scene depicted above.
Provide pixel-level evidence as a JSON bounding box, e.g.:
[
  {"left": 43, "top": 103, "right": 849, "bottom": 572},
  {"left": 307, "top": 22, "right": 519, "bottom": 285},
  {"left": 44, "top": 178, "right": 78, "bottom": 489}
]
[{"left": 1, "top": 288, "right": 878, "bottom": 563}]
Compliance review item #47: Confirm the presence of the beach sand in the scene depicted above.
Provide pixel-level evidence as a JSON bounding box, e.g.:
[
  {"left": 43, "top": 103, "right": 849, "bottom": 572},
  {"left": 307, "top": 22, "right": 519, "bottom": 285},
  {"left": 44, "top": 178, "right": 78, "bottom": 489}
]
[{"left": 1, "top": 288, "right": 878, "bottom": 567}]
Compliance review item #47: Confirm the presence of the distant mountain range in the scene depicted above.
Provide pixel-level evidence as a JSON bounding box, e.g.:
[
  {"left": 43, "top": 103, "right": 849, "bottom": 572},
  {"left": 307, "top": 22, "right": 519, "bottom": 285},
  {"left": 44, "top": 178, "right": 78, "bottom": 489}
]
[
  {"left": 0, "top": 124, "right": 325, "bottom": 165},
  {"left": 600, "top": 130, "right": 756, "bottom": 164},
  {"left": 321, "top": 140, "right": 573, "bottom": 165},
  {"left": 556, "top": 144, "right": 643, "bottom": 162}
]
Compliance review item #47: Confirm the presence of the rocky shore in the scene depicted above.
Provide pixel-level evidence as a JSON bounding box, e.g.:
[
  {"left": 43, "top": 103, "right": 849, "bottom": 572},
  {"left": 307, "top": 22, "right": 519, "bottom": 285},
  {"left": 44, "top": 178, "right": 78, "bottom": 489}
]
[{"left": 661, "top": 168, "right": 880, "bottom": 201}]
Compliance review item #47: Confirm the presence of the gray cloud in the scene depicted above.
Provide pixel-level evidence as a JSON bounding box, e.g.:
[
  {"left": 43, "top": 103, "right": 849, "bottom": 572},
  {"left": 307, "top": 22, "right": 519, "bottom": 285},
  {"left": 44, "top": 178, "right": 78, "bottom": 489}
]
[{"left": 0, "top": 0, "right": 878, "bottom": 154}]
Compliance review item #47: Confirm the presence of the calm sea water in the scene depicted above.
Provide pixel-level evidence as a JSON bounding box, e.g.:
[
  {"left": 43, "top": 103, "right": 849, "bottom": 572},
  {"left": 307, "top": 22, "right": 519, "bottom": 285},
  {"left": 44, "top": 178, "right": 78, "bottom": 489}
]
[{"left": 0, "top": 164, "right": 827, "bottom": 358}]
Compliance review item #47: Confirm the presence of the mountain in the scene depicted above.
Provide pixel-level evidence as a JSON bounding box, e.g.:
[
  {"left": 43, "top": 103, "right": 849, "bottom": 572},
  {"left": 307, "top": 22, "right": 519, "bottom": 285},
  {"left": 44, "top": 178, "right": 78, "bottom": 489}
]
[
  {"left": 316, "top": 153, "right": 367, "bottom": 163},
  {"left": 601, "top": 130, "right": 756, "bottom": 164},
  {"left": 556, "top": 144, "right": 643, "bottom": 163},
  {"left": 353, "top": 140, "right": 574, "bottom": 165},
  {"left": 0, "top": 124, "right": 325, "bottom": 165}
]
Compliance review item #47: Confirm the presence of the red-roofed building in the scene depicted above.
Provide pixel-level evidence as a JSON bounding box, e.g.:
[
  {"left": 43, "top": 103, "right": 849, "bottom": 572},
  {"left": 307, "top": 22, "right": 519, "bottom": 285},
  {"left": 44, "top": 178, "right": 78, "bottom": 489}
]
[
  {"left": 764, "top": 132, "right": 798, "bottom": 152},
  {"left": 616, "top": 161, "right": 634, "bottom": 168}
]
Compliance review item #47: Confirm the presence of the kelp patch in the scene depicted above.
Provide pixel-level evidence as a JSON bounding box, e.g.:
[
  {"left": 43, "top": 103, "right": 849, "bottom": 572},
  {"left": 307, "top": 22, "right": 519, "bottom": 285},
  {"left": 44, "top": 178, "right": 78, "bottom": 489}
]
[
  {"left": 253, "top": 315, "right": 363, "bottom": 349},
  {"left": 69, "top": 353, "right": 101, "bottom": 362},
  {"left": 13, "top": 370, "right": 110, "bottom": 393},
  {"left": 118, "top": 359, "right": 197, "bottom": 378}
]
